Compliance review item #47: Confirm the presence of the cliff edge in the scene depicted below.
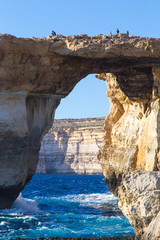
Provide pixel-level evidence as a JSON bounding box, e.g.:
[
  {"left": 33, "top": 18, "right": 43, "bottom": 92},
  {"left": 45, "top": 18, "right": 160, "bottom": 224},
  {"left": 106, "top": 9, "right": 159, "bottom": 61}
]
[
  {"left": 0, "top": 33, "right": 160, "bottom": 239},
  {"left": 37, "top": 118, "right": 104, "bottom": 174}
]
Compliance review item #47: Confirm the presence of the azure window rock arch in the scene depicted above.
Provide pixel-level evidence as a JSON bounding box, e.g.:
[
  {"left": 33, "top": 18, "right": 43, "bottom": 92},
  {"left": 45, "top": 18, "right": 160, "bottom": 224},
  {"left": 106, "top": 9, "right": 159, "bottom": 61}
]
[{"left": 0, "top": 33, "right": 159, "bottom": 239}]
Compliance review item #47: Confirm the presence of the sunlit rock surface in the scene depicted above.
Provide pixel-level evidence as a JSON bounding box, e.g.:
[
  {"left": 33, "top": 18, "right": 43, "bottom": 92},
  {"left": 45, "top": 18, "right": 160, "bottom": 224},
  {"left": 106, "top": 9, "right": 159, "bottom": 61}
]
[
  {"left": 0, "top": 33, "right": 160, "bottom": 238},
  {"left": 37, "top": 118, "right": 104, "bottom": 174},
  {"left": 97, "top": 73, "right": 160, "bottom": 239}
]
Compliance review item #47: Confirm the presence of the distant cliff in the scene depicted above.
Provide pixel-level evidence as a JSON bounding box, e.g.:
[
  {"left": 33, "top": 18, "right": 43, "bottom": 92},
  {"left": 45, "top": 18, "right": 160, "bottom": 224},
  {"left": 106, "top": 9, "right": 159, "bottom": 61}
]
[{"left": 37, "top": 117, "right": 105, "bottom": 174}]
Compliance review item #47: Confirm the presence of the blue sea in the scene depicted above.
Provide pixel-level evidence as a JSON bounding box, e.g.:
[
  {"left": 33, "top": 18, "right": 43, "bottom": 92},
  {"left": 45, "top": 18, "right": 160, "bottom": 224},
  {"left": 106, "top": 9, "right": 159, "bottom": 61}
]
[{"left": 0, "top": 174, "right": 134, "bottom": 240}]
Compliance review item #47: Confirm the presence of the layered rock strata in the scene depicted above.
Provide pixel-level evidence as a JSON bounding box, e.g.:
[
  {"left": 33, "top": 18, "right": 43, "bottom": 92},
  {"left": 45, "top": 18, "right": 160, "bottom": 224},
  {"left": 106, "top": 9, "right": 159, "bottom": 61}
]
[
  {"left": 97, "top": 73, "right": 160, "bottom": 239},
  {"left": 0, "top": 33, "right": 160, "bottom": 239},
  {"left": 37, "top": 118, "right": 104, "bottom": 174}
]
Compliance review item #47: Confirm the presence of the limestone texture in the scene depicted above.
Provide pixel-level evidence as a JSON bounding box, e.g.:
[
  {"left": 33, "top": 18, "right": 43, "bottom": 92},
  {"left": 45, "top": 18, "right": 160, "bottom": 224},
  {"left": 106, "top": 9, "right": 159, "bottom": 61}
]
[
  {"left": 97, "top": 72, "right": 160, "bottom": 239},
  {"left": 0, "top": 33, "right": 160, "bottom": 238},
  {"left": 142, "top": 212, "right": 160, "bottom": 240},
  {"left": 37, "top": 118, "right": 104, "bottom": 174}
]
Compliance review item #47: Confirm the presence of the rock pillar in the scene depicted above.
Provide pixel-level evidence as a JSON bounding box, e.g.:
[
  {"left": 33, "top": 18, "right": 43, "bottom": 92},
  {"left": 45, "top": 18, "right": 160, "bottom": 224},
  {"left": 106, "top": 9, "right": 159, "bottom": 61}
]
[
  {"left": 0, "top": 91, "right": 60, "bottom": 209},
  {"left": 97, "top": 69, "right": 160, "bottom": 240}
]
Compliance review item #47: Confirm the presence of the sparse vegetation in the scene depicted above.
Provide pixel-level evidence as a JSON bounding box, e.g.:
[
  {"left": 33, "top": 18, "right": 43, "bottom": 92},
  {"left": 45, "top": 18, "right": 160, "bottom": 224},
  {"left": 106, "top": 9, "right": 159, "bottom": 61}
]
[{"left": 53, "top": 117, "right": 105, "bottom": 130}]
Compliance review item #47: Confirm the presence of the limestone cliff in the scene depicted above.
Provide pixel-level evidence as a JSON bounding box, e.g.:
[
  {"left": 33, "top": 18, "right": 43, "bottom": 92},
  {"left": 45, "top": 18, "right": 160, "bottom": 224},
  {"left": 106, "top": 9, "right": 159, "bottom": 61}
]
[
  {"left": 97, "top": 73, "right": 160, "bottom": 240},
  {"left": 37, "top": 118, "right": 104, "bottom": 174},
  {"left": 0, "top": 33, "right": 160, "bottom": 239}
]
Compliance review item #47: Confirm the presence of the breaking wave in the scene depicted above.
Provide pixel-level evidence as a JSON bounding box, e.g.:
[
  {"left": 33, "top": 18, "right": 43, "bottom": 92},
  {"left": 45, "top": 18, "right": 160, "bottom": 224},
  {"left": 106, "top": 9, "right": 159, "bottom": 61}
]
[{"left": 12, "top": 193, "right": 39, "bottom": 212}]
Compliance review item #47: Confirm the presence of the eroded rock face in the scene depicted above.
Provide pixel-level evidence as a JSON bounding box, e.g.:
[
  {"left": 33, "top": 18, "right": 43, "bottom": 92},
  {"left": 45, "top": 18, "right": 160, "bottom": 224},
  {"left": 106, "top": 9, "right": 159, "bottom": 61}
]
[
  {"left": 97, "top": 72, "right": 160, "bottom": 239},
  {"left": 0, "top": 91, "right": 59, "bottom": 208},
  {"left": 142, "top": 212, "right": 160, "bottom": 240},
  {"left": 118, "top": 171, "right": 160, "bottom": 239},
  {"left": 0, "top": 33, "right": 160, "bottom": 238},
  {"left": 37, "top": 118, "right": 104, "bottom": 174}
]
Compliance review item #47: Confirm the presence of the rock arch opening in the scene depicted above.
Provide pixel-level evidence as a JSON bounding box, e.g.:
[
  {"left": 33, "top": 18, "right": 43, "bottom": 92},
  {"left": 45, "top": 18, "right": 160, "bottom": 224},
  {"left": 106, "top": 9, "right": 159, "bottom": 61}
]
[
  {"left": 37, "top": 74, "right": 109, "bottom": 174},
  {"left": 55, "top": 74, "right": 109, "bottom": 119}
]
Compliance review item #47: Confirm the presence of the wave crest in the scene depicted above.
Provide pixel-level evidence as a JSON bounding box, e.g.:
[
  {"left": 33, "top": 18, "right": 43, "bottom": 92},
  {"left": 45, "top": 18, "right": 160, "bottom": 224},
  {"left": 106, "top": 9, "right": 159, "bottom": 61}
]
[{"left": 12, "top": 193, "right": 39, "bottom": 212}]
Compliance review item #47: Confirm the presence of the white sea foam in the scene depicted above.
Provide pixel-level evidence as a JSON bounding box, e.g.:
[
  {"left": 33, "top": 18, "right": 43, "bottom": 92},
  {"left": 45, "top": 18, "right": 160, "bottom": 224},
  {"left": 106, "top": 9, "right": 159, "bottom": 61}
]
[
  {"left": 12, "top": 193, "right": 39, "bottom": 212},
  {"left": 57, "top": 193, "right": 118, "bottom": 208},
  {"left": 0, "top": 221, "right": 6, "bottom": 226}
]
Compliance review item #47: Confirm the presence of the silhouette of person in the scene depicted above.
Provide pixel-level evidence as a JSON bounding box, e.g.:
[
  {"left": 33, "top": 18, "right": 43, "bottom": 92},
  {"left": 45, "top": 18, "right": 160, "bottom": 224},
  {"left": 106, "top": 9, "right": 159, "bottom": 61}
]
[
  {"left": 52, "top": 30, "right": 56, "bottom": 36},
  {"left": 116, "top": 29, "right": 119, "bottom": 34}
]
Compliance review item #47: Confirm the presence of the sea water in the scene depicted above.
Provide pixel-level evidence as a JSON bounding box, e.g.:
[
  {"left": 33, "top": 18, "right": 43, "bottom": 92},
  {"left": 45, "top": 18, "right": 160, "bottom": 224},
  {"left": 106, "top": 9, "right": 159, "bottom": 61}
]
[{"left": 0, "top": 174, "right": 135, "bottom": 240}]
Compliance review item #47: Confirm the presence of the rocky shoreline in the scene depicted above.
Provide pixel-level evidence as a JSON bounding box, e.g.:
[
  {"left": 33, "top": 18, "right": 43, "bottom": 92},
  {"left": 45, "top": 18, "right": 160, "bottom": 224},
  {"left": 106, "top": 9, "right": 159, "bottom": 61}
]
[{"left": 10, "top": 236, "right": 135, "bottom": 240}]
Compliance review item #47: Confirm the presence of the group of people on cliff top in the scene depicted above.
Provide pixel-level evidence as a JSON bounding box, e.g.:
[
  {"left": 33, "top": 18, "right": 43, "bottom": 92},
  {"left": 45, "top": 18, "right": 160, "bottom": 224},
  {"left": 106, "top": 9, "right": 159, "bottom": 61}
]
[
  {"left": 109, "top": 29, "right": 129, "bottom": 36},
  {"left": 51, "top": 29, "right": 129, "bottom": 37}
]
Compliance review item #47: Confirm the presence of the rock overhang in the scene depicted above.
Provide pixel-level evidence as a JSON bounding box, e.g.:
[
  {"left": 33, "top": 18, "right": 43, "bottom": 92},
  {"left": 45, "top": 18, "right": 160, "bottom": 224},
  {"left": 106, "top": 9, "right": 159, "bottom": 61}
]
[{"left": 0, "top": 33, "right": 160, "bottom": 96}]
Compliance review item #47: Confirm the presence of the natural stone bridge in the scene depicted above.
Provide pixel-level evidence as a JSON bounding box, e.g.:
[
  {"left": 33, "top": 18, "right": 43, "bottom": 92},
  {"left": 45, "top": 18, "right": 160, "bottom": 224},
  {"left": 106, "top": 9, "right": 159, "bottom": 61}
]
[{"left": 0, "top": 33, "right": 160, "bottom": 239}]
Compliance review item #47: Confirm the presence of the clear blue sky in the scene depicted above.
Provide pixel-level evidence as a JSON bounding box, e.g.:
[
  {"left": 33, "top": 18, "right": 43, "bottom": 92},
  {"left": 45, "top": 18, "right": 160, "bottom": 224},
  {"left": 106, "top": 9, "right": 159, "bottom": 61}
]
[{"left": 1, "top": 0, "right": 160, "bottom": 119}]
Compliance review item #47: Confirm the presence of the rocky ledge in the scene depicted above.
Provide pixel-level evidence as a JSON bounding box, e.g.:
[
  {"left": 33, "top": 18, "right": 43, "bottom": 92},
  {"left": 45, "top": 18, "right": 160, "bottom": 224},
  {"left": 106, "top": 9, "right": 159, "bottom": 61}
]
[
  {"left": 0, "top": 33, "right": 160, "bottom": 239},
  {"left": 37, "top": 117, "right": 104, "bottom": 174},
  {"left": 10, "top": 236, "right": 135, "bottom": 240}
]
